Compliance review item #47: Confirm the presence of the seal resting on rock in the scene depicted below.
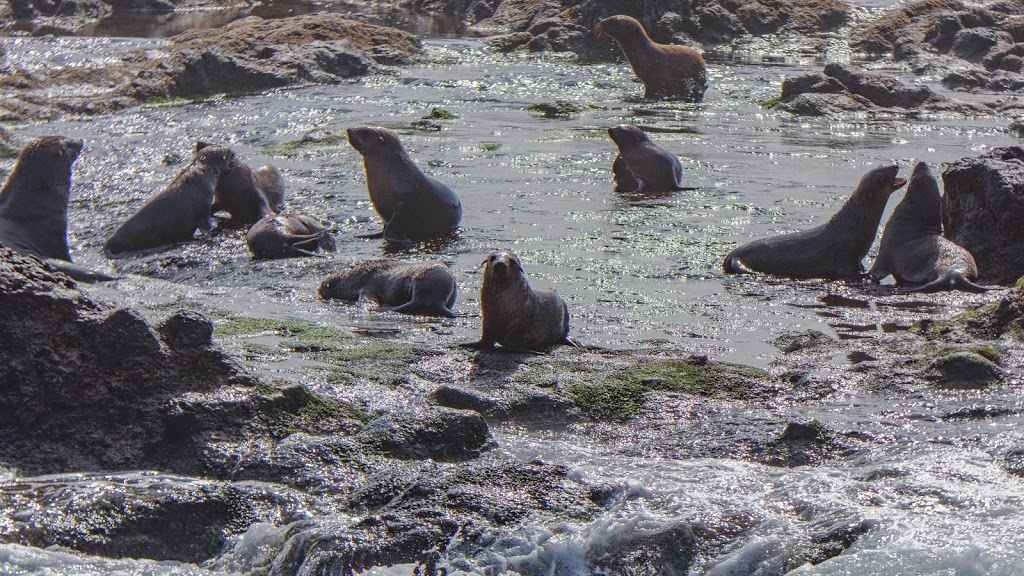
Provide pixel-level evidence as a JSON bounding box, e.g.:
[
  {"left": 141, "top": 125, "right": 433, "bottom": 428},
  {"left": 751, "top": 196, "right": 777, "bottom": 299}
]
[
  {"left": 723, "top": 165, "right": 907, "bottom": 280},
  {"left": 869, "top": 161, "right": 993, "bottom": 293},
  {"left": 196, "top": 141, "right": 280, "bottom": 225},
  {"left": 461, "top": 251, "right": 579, "bottom": 352},
  {"left": 594, "top": 14, "right": 707, "bottom": 102},
  {"left": 246, "top": 213, "right": 336, "bottom": 259},
  {"left": 318, "top": 259, "right": 457, "bottom": 318},
  {"left": 347, "top": 126, "right": 462, "bottom": 245},
  {"left": 104, "top": 145, "right": 234, "bottom": 256},
  {"left": 0, "top": 136, "right": 113, "bottom": 282},
  {"left": 608, "top": 124, "right": 685, "bottom": 193}
]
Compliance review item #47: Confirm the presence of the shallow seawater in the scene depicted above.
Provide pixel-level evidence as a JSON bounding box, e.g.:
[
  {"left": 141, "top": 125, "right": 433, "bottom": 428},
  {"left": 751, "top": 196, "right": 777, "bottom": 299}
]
[{"left": 2, "top": 10, "right": 1024, "bottom": 575}]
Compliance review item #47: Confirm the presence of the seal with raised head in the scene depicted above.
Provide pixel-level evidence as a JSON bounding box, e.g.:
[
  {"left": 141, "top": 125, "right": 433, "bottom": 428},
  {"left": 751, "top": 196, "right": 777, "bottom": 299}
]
[
  {"left": 246, "top": 213, "right": 336, "bottom": 259},
  {"left": 0, "top": 136, "right": 113, "bottom": 282},
  {"left": 869, "top": 161, "right": 993, "bottom": 293},
  {"left": 723, "top": 165, "right": 907, "bottom": 280},
  {"left": 347, "top": 126, "right": 462, "bottom": 245},
  {"left": 608, "top": 124, "right": 685, "bottom": 194},
  {"left": 254, "top": 165, "right": 286, "bottom": 213},
  {"left": 318, "top": 259, "right": 457, "bottom": 318},
  {"left": 594, "top": 14, "right": 707, "bottom": 102},
  {"left": 104, "top": 145, "right": 234, "bottom": 256},
  {"left": 461, "top": 251, "right": 578, "bottom": 352},
  {"left": 196, "top": 141, "right": 276, "bottom": 225}
]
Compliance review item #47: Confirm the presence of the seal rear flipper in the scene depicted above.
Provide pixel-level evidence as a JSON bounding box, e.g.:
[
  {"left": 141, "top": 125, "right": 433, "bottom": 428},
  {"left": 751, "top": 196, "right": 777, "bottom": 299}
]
[
  {"left": 356, "top": 229, "right": 386, "bottom": 239},
  {"left": 903, "top": 271, "right": 998, "bottom": 294},
  {"left": 45, "top": 259, "right": 116, "bottom": 283},
  {"left": 723, "top": 254, "right": 756, "bottom": 275},
  {"left": 459, "top": 339, "right": 494, "bottom": 350},
  {"left": 288, "top": 248, "right": 328, "bottom": 258}
]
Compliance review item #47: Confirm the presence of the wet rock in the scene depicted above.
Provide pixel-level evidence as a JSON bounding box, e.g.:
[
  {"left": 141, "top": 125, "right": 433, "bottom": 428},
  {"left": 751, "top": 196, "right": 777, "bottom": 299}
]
[
  {"left": 585, "top": 523, "right": 703, "bottom": 575},
  {"left": 922, "top": 351, "right": 1003, "bottom": 389},
  {"left": 771, "top": 329, "right": 836, "bottom": 353},
  {"left": 754, "top": 420, "right": 856, "bottom": 467},
  {"left": 355, "top": 406, "right": 493, "bottom": 461},
  {"left": 0, "top": 0, "right": 112, "bottom": 35},
  {"left": 1004, "top": 447, "right": 1024, "bottom": 476},
  {"left": 785, "top": 519, "right": 874, "bottom": 570},
  {"left": 942, "top": 146, "right": 1024, "bottom": 284},
  {"left": 156, "top": 309, "right": 214, "bottom": 352},
  {"left": 430, "top": 383, "right": 577, "bottom": 423},
  {"left": 1011, "top": 118, "right": 1024, "bottom": 137}
]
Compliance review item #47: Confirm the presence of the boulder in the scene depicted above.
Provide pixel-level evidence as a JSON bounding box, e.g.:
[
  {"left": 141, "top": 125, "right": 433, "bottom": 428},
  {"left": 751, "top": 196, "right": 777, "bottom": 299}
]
[
  {"left": 942, "top": 146, "right": 1024, "bottom": 284},
  {"left": 355, "top": 406, "right": 493, "bottom": 461}
]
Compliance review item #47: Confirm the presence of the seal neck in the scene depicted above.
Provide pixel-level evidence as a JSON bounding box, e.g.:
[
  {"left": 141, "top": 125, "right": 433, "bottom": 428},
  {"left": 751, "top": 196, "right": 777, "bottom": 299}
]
[
  {"left": 611, "top": 27, "right": 658, "bottom": 66},
  {"left": 828, "top": 182, "right": 892, "bottom": 256}
]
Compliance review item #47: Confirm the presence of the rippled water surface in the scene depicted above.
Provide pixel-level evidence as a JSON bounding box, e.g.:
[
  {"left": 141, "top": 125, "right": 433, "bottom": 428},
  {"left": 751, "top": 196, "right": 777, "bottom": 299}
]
[{"left": 1, "top": 7, "right": 1023, "bottom": 574}]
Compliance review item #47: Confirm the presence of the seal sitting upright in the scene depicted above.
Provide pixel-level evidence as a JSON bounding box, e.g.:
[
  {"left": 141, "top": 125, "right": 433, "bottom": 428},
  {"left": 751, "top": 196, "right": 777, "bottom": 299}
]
[
  {"left": 347, "top": 126, "right": 462, "bottom": 245},
  {"left": 0, "top": 136, "right": 112, "bottom": 282},
  {"left": 318, "top": 259, "right": 457, "bottom": 318},
  {"left": 196, "top": 141, "right": 281, "bottom": 226},
  {"left": 104, "top": 145, "right": 234, "bottom": 256},
  {"left": 594, "top": 14, "right": 707, "bottom": 102},
  {"left": 723, "top": 165, "right": 907, "bottom": 280},
  {"left": 607, "top": 124, "right": 685, "bottom": 194},
  {"left": 461, "top": 251, "right": 579, "bottom": 352},
  {"left": 869, "top": 161, "right": 992, "bottom": 293}
]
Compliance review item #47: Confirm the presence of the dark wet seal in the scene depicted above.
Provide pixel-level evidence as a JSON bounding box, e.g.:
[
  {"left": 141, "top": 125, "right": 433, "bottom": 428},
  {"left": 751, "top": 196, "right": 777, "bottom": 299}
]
[
  {"left": 461, "top": 251, "right": 582, "bottom": 353},
  {"left": 347, "top": 126, "right": 461, "bottom": 246},
  {"left": 104, "top": 145, "right": 234, "bottom": 256},
  {"left": 196, "top": 141, "right": 282, "bottom": 226},
  {"left": 607, "top": 124, "right": 688, "bottom": 195},
  {"left": 246, "top": 213, "right": 336, "bottom": 259},
  {"left": 723, "top": 165, "right": 907, "bottom": 280},
  {"left": 594, "top": 14, "right": 707, "bottom": 102},
  {"left": 0, "top": 136, "right": 113, "bottom": 282},
  {"left": 318, "top": 259, "right": 457, "bottom": 318},
  {"left": 870, "top": 161, "right": 996, "bottom": 293}
]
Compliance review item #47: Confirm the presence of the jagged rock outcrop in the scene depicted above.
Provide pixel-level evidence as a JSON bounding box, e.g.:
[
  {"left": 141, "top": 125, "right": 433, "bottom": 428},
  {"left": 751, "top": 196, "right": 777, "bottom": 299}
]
[{"left": 0, "top": 0, "right": 258, "bottom": 35}]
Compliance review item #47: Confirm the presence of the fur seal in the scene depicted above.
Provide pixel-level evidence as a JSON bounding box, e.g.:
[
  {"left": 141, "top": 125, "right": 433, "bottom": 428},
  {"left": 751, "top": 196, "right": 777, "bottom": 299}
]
[
  {"left": 246, "top": 213, "right": 336, "bottom": 259},
  {"left": 0, "top": 136, "right": 113, "bottom": 282},
  {"left": 318, "top": 259, "right": 457, "bottom": 318},
  {"left": 608, "top": 124, "right": 685, "bottom": 193},
  {"left": 461, "top": 251, "right": 577, "bottom": 352},
  {"left": 104, "top": 145, "right": 234, "bottom": 256},
  {"left": 869, "top": 161, "right": 993, "bottom": 293},
  {"left": 723, "top": 165, "right": 907, "bottom": 280},
  {"left": 594, "top": 15, "right": 707, "bottom": 102},
  {"left": 347, "top": 126, "right": 462, "bottom": 245},
  {"left": 254, "top": 165, "right": 286, "bottom": 213},
  {"left": 195, "top": 141, "right": 276, "bottom": 226}
]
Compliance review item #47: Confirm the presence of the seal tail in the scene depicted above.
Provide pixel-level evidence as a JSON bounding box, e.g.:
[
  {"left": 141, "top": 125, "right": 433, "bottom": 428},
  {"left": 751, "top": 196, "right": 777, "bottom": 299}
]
[{"left": 903, "top": 271, "right": 997, "bottom": 294}]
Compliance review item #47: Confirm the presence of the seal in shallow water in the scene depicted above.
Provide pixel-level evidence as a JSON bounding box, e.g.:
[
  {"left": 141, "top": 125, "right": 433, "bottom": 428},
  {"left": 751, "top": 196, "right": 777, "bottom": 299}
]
[
  {"left": 723, "top": 164, "right": 907, "bottom": 280},
  {"left": 461, "top": 251, "right": 578, "bottom": 352},
  {"left": 0, "top": 136, "right": 112, "bottom": 282},
  {"left": 196, "top": 141, "right": 277, "bottom": 226},
  {"left": 104, "top": 145, "right": 234, "bottom": 256},
  {"left": 869, "top": 161, "right": 993, "bottom": 293},
  {"left": 607, "top": 124, "right": 685, "bottom": 193},
  {"left": 246, "top": 213, "right": 336, "bottom": 259},
  {"left": 318, "top": 259, "right": 457, "bottom": 318},
  {"left": 347, "top": 126, "right": 462, "bottom": 245},
  {"left": 594, "top": 14, "right": 707, "bottom": 101}
]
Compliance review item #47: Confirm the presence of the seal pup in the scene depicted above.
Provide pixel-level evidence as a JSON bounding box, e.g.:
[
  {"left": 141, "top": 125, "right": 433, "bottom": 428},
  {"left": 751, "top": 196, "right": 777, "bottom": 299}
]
[
  {"left": 254, "top": 165, "right": 286, "bottom": 213},
  {"left": 246, "top": 213, "right": 336, "bottom": 259},
  {"left": 723, "top": 165, "right": 907, "bottom": 280},
  {"left": 608, "top": 124, "right": 685, "bottom": 194},
  {"left": 594, "top": 14, "right": 707, "bottom": 101},
  {"left": 461, "top": 251, "right": 579, "bottom": 352},
  {"left": 0, "top": 136, "right": 113, "bottom": 282},
  {"left": 318, "top": 259, "right": 457, "bottom": 318},
  {"left": 104, "top": 145, "right": 234, "bottom": 256},
  {"left": 869, "top": 161, "right": 993, "bottom": 293},
  {"left": 347, "top": 126, "right": 462, "bottom": 245},
  {"left": 196, "top": 141, "right": 277, "bottom": 226}
]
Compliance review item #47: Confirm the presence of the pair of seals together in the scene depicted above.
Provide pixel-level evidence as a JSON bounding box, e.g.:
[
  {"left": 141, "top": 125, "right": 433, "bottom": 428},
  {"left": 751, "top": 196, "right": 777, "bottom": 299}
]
[{"left": 608, "top": 124, "right": 685, "bottom": 194}]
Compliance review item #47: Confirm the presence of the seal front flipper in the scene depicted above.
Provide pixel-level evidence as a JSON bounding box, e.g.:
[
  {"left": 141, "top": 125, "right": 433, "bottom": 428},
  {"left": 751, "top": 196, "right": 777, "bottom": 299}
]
[
  {"left": 386, "top": 300, "right": 457, "bottom": 318},
  {"left": 356, "top": 229, "right": 386, "bottom": 239},
  {"left": 460, "top": 339, "right": 494, "bottom": 350},
  {"left": 612, "top": 155, "right": 642, "bottom": 193},
  {"left": 45, "top": 259, "right": 116, "bottom": 283},
  {"left": 723, "top": 253, "right": 757, "bottom": 275}
]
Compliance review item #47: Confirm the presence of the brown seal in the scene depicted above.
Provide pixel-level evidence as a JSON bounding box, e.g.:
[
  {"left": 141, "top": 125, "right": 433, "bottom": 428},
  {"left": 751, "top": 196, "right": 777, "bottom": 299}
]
[
  {"left": 608, "top": 124, "right": 686, "bottom": 194},
  {"left": 104, "top": 145, "right": 234, "bottom": 256},
  {"left": 246, "top": 213, "right": 336, "bottom": 259},
  {"left": 461, "top": 251, "right": 578, "bottom": 352},
  {"left": 347, "top": 126, "right": 462, "bottom": 245},
  {"left": 724, "top": 165, "right": 907, "bottom": 280},
  {"left": 196, "top": 141, "right": 276, "bottom": 226},
  {"left": 869, "top": 161, "right": 993, "bottom": 293},
  {"left": 318, "top": 259, "right": 457, "bottom": 318},
  {"left": 594, "top": 15, "right": 707, "bottom": 101},
  {"left": 254, "top": 165, "right": 286, "bottom": 213},
  {"left": 0, "top": 136, "right": 112, "bottom": 282}
]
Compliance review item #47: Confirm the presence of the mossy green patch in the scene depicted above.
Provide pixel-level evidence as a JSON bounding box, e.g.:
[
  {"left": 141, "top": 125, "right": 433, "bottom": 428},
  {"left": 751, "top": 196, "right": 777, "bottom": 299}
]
[
  {"left": 526, "top": 100, "right": 584, "bottom": 119},
  {"left": 145, "top": 94, "right": 224, "bottom": 107},
  {"left": 267, "top": 131, "right": 345, "bottom": 154},
  {"left": 411, "top": 119, "right": 443, "bottom": 132},
  {"left": 424, "top": 107, "right": 457, "bottom": 120},
  {"left": 920, "top": 300, "right": 1009, "bottom": 341},
  {"left": 269, "top": 384, "right": 369, "bottom": 438},
  {"left": 479, "top": 142, "right": 502, "bottom": 152},
  {"left": 214, "top": 317, "right": 351, "bottom": 342},
  {"left": 0, "top": 141, "right": 19, "bottom": 159},
  {"left": 759, "top": 96, "right": 781, "bottom": 109},
  {"left": 915, "top": 343, "right": 1005, "bottom": 367}
]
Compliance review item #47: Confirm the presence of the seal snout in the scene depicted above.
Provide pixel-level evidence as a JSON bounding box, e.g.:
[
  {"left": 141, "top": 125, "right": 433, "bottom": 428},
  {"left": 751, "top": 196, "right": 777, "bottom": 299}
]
[
  {"left": 911, "top": 161, "right": 932, "bottom": 180},
  {"left": 483, "top": 251, "right": 520, "bottom": 279}
]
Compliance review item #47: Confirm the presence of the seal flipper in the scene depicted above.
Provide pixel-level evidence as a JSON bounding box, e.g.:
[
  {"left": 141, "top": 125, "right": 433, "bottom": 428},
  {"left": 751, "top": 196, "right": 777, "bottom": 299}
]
[
  {"left": 356, "top": 229, "right": 386, "bottom": 239},
  {"left": 612, "top": 155, "right": 642, "bottom": 193},
  {"left": 45, "top": 259, "right": 116, "bottom": 283},
  {"left": 723, "top": 253, "right": 756, "bottom": 275},
  {"left": 902, "top": 271, "right": 997, "bottom": 294},
  {"left": 460, "top": 339, "right": 494, "bottom": 350},
  {"left": 386, "top": 300, "right": 457, "bottom": 318}
]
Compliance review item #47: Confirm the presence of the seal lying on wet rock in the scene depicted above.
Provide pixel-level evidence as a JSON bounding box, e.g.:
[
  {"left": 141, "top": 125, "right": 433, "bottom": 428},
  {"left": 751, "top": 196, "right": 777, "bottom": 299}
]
[
  {"left": 347, "top": 126, "right": 462, "bottom": 245},
  {"left": 462, "top": 251, "right": 578, "bottom": 352},
  {"left": 196, "top": 141, "right": 283, "bottom": 225},
  {"left": 246, "top": 213, "right": 336, "bottom": 259},
  {"left": 724, "top": 165, "right": 907, "bottom": 280},
  {"left": 0, "top": 136, "right": 112, "bottom": 282},
  {"left": 318, "top": 259, "right": 457, "bottom": 318},
  {"left": 607, "top": 124, "right": 685, "bottom": 194},
  {"left": 869, "top": 161, "right": 993, "bottom": 293},
  {"left": 104, "top": 145, "right": 234, "bottom": 256},
  {"left": 594, "top": 14, "right": 707, "bottom": 102}
]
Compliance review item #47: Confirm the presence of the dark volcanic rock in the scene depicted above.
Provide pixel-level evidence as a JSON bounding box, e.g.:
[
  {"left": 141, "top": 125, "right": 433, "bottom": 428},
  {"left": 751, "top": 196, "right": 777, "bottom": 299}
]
[
  {"left": 942, "top": 146, "right": 1024, "bottom": 284},
  {"left": 0, "top": 0, "right": 258, "bottom": 35},
  {"left": 355, "top": 406, "right": 494, "bottom": 461},
  {"left": 922, "top": 351, "right": 1003, "bottom": 388},
  {"left": 754, "top": 420, "right": 857, "bottom": 467}
]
